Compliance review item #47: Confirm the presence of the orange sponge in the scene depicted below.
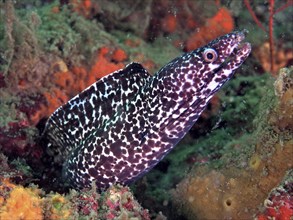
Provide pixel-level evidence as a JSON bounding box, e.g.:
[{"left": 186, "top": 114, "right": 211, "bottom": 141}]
[{"left": 0, "top": 186, "right": 43, "bottom": 220}]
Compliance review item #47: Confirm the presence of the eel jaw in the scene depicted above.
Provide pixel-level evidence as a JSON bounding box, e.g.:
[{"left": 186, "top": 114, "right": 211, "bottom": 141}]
[
  {"left": 226, "top": 41, "right": 252, "bottom": 72},
  {"left": 226, "top": 29, "right": 251, "bottom": 66}
]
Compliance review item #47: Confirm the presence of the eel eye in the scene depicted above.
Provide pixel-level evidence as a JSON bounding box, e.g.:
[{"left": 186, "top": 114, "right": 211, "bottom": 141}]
[{"left": 203, "top": 48, "right": 218, "bottom": 63}]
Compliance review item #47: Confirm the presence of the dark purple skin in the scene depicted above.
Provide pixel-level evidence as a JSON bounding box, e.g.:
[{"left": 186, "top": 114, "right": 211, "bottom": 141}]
[{"left": 43, "top": 30, "right": 251, "bottom": 190}]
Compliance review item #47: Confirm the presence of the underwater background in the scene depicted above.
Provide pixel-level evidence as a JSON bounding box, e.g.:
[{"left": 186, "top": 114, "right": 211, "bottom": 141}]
[{"left": 0, "top": 0, "right": 292, "bottom": 219}]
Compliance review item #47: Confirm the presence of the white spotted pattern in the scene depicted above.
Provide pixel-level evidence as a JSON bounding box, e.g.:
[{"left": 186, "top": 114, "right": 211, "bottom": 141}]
[{"left": 43, "top": 30, "right": 251, "bottom": 189}]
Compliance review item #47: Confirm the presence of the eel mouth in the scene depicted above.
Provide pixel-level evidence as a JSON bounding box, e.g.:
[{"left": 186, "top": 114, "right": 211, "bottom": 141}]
[
  {"left": 232, "top": 29, "right": 252, "bottom": 61},
  {"left": 233, "top": 41, "right": 252, "bottom": 59},
  {"left": 213, "top": 33, "right": 251, "bottom": 76},
  {"left": 222, "top": 36, "right": 252, "bottom": 70}
]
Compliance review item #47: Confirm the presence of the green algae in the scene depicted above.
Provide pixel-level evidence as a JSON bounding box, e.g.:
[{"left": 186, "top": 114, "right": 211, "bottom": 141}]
[
  {"left": 112, "top": 30, "right": 181, "bottom": 73},
  {"left": 0, "top": 0, "right": 179, "bottom": 79},
  {"left": 0, "top": 0, "right": 122, "bottom": 75},
  {"left": 31, "top": 3, "right": 109, "bottom": 64},
  {"left": 10, "top": 158, "right": 33, "bottom": 177},
  {"left": 218, "top": 73, "right": 273, "bottom": 134},
  {"left": 0, "top": 90, "right": 19, "bottom": 127}
]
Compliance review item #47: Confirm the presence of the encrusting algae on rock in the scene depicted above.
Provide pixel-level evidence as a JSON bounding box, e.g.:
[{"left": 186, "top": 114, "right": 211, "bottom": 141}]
[
  {"left": 256, "top": 170, "right": 293, "bottom": 220},
  {"left": 0, "top": 178, "right": 43, "bottom": 220},
  {"left": 0, "top": 178, "right": 73, "bottom": 220},
  {"left": 172, "top": 66, "right": 293, "bottom": 219},
  {"left": 0, "top": 178, "right": 150, "bottom": 220}
]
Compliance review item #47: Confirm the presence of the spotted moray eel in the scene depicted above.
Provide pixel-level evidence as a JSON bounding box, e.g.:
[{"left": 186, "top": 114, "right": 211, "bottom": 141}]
[{"left": 42, "top": 30, "right": 251, "bottom": 189}]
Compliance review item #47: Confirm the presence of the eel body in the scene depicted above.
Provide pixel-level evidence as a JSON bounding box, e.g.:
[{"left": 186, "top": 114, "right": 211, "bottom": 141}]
[{"left": 43, "top": 30, "right": 251, "bottom": 189}]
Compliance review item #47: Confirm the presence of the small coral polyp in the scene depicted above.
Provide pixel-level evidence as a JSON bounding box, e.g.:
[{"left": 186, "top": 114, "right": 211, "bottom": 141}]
[{"left": 249, "top": 154, "right": 262, "bottom": 170}]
